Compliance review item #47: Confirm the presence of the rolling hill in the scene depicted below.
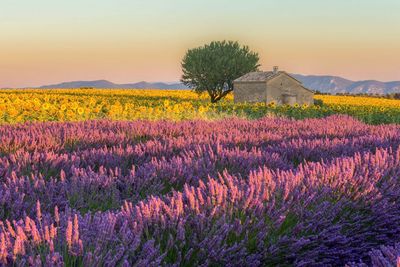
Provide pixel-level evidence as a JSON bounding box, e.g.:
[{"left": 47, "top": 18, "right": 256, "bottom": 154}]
[
  {"left": 27, "top": 75, "right": 400, "bottom": 95},
  {"left": 38, "top": 80, "right": 188, "bottom": 90},
  {"left": 292, "top": 74, "right": 400, "bottom": 94}
]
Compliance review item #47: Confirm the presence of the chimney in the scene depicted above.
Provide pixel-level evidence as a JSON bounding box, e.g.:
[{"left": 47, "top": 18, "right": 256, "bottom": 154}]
[{"left": 273, "top": 66, "right": 279, "bottom": 74}]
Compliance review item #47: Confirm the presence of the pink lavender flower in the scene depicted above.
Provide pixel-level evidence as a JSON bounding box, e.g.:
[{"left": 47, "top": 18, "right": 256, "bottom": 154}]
[
  {"left": 0, "top": 233, "right": 7, "bottom": 264},
  {"left": 65, "top": 218, "right": 73, "bottom": 249},
  {"left": 73, "top": 214, "right": 79, "bottom": 244},
  {"left": 30, "top": 220, "right": 41, "bottom": 245},
  {"left": 12, "top": 235, "right": 25, "bottom": 259},
  {"left": 54, "top": 206, "right": 60, "bottom": 225}
]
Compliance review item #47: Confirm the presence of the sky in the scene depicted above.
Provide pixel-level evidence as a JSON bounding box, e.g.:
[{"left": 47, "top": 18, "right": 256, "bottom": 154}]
[{"left": 1, "top": 0, "right": 400, "bottom": 88}]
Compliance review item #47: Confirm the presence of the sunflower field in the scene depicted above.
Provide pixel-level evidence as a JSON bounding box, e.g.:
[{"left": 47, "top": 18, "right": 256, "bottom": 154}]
[{"left": 0, "top": 89, "right": 399, "bottom": 124}]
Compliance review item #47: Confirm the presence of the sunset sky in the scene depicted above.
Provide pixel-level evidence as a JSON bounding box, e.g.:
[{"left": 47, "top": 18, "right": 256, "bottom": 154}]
[{"left": 1, "top": 0, "right": 400, "bottom": 88}]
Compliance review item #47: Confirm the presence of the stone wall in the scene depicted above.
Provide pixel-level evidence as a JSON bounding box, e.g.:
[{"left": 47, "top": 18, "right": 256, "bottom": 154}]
[
  {"left": 233, "top": 82, "right": 266, "bottom": 103},
  {"left": 233, "top": 73, "right": 314, "bottom": 105},
  {"left": 266, "top": 74, "right": 314, "bottom": 105}
]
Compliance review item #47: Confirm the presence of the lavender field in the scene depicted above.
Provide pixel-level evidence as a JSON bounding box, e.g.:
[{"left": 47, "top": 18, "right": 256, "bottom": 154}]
[{"left": 1, "top": 115, "right": 400, "bottom": 266}]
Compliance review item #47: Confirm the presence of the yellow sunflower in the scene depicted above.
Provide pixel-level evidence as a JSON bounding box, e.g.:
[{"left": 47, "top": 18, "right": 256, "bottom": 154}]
[
  {"left": 77, "top": 107, "right": 84, "bottom": 115},
  {"left": 42, "top": 103, "right": 51, "bottom": 110}
]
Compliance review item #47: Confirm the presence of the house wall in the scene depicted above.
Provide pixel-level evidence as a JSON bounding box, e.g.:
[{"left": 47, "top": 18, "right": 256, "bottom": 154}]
[
  {"left": 266, "top": 74, "right": 314, "bottom": 105},
  {"left": 233, "top": 82, "right": 267, "bottom": 103}
]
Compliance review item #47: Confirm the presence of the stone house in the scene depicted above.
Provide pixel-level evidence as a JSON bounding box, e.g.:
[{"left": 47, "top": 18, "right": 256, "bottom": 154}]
[{"left": 233, "top": 67, "right": 314, "bottom": 105}]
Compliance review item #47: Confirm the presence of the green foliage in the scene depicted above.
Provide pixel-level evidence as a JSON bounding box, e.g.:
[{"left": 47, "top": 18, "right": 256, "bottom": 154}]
[
  {"left": 314, "top": 99, "right": 323, "bottom": 106},
  {"left": 181, "top": 40, "right": 260, "bottom": 103}
]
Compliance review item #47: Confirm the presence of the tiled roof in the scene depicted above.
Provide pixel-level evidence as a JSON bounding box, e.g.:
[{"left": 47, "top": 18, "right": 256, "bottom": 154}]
[
  {"left": 233, "top": 71, "right": 314, "bottom": 93},
  {"left": 234, "top": 71, "right": 278, "bottom": 82}
]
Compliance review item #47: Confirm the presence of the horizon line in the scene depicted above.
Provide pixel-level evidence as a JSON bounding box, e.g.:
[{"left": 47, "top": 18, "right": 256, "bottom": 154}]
[{"left": 3, "top": 72, "right": 400, "bottom": 89}]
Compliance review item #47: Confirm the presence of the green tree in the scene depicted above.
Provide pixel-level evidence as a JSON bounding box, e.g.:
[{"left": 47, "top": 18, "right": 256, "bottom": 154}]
[{"left": 181, "top": 41, "right": 260, "bottom": 103}]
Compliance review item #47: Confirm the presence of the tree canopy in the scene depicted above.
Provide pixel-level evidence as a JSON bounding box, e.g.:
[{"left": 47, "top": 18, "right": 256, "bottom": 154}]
[{"left": 181, "top": 41, "right": 260, "bottom": 103}]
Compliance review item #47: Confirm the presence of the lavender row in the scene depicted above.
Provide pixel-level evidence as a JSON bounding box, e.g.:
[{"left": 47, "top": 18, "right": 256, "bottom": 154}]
[
  {"left": 347, "top": 243, "right": 400, "bottom": 266},
  {"left": 1, "top": 144, "right": 400, "bottom": 265},
  {"left": 1, "top": 116, "right": 400, "bottom": 265},
  {"left": 0, "top": 115, "right": 398, "bottom": 154},
  {"left": 1, "top": 116, "right": 400, "bottom": 221}
]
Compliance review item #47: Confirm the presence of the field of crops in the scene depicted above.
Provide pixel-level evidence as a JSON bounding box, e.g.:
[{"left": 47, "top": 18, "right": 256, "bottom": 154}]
[
  {"left": 1, "top": 89, "right": 400, "bottom": 266},
  {"left": 1, "top": 89, "right": 400, "bottom": 124}
]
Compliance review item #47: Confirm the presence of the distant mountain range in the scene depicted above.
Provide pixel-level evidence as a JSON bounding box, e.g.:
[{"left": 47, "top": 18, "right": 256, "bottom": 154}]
[
  {"left": 292, "top": 74, "right": 400, "bottom": 95},
  {"left": 15, "top": 75, "right": 400, "bottom": 95},
  {"left": 38, "top": 80, "right": 188, "bottom": 90}
]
